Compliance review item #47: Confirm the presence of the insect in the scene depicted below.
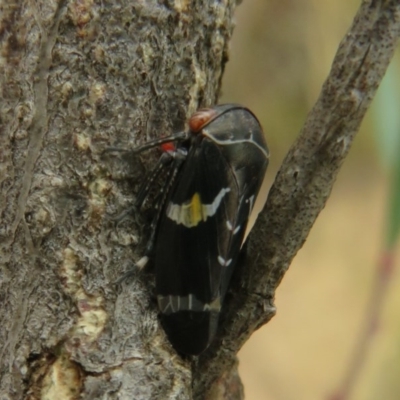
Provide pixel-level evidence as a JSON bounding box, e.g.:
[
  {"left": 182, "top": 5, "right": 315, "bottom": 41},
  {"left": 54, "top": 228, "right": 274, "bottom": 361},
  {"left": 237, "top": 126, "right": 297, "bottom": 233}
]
[{"left": 117, "top": 104, "right": 269, "bottom": 355}]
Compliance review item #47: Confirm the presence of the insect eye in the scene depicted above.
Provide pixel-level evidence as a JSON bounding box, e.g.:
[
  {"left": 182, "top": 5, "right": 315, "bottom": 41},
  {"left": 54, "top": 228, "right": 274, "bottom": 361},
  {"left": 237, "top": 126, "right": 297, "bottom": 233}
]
[
  {"left": 161, "top": 142, "right": 176, "bottom": 152},
  {"left": 188, "top": 108, "right": 217, "bottom": 132}
]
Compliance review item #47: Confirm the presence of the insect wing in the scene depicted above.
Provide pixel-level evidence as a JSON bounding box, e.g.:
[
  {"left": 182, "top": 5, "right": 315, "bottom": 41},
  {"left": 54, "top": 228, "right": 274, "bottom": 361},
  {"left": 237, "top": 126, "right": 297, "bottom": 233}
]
[
  {"left": 155, "top": 138, "right": 236, "bottom": 304},
  {"left": 155, "top": 137, "right": 251, "bottom": 353}
]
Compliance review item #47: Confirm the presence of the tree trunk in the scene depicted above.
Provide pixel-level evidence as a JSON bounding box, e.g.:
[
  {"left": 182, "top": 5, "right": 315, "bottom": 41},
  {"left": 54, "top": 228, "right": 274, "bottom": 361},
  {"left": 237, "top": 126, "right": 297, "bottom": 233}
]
[
  {"left": 1, "top": 1, "right": 399, "bottom": 399},
  {"left": 0, "top": 1, "right": 236, "bottom": 398}
]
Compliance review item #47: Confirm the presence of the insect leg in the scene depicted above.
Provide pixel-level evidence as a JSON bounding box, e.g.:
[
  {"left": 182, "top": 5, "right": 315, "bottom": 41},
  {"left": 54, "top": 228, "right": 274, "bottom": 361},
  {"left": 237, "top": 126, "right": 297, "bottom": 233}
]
[
  {"left": 142, "top": 148, "right": 187, "bottom": 257},
  {"left": 135, "top": 151, "right": 174, "bottom": 209},
  {"left": 106, "top": 156, "right": 172, "bottom": 224},
  {"left": 119, "top": 148, "right": 188, "bottom": 281}
]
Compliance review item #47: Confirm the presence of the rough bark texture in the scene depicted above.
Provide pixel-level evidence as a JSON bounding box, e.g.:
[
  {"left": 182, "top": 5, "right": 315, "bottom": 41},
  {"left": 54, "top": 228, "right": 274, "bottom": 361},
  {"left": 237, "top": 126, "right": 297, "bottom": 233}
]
[
  {"left": 0, "top": 0, "right": 236, "bottom": 399},
  {"left": 0, "top": 1, "right": 399, "bottom": 400}
]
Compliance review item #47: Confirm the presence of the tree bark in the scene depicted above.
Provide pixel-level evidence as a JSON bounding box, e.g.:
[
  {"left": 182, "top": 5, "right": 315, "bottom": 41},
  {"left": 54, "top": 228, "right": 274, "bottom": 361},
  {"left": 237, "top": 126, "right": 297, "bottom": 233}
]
[
  {"left": 0, "top": 1, "right": 399, "bottom": 400},
  {"left": 0, "top": 1, "right": 236, "bottom": 399}
]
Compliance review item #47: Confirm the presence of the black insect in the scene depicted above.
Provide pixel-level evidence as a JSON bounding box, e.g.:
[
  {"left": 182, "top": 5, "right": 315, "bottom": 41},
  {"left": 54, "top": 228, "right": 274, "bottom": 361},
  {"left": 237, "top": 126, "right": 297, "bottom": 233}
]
[{"left": 116, "top": 104, "right": 269, "bottom": 355}]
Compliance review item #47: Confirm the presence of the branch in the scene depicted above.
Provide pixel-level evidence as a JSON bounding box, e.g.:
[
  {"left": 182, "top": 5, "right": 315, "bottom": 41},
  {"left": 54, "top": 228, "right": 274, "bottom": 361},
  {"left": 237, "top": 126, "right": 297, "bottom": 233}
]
[{"left": 194, "top": 0, "right": 400, "bottom": 396}]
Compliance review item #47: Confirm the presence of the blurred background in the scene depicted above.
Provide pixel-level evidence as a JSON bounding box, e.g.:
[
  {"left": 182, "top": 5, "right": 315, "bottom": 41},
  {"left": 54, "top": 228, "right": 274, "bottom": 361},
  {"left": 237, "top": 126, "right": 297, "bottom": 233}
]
[{"left": 220, "top": 1, "right": 400, "bottom": 399}]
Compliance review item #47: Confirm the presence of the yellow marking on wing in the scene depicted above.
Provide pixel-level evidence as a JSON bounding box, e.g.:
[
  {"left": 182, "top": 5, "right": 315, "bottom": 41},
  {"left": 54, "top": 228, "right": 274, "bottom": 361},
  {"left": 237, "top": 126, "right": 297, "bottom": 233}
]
[
  {"left": 166, "top": 188, "right": 231, "bottom": 227},
  {"left": 187, "top": 192, "right": 203, "bottom": 226}
]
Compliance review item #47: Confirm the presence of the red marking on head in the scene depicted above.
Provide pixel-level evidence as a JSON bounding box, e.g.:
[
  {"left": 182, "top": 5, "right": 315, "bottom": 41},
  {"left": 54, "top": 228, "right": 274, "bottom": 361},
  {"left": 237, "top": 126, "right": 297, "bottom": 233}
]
[
  {"left": 161, "top": 142, "right": 176, "bottom": 152},
  {"left": 189, "top": 108, "right": 217, "bottom": 132}
]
